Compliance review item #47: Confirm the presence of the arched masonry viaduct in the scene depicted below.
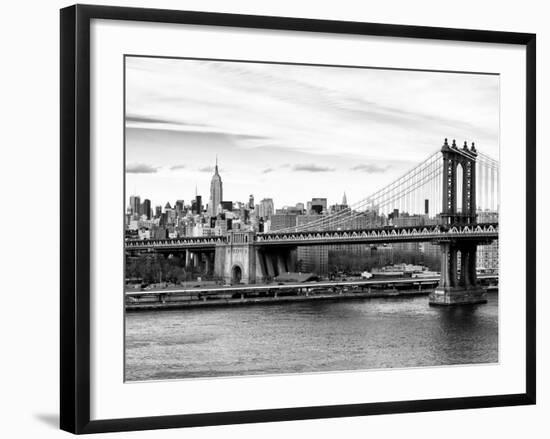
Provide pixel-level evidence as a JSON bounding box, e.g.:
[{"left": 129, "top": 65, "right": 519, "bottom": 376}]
[{"left": 213, "top": 231, "right": 298, "bottom": 284}]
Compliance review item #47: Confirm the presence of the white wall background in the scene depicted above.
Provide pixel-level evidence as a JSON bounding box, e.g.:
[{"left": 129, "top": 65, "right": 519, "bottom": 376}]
[{"left": 0, "top": 0, "right": 546, "bottom": 437}]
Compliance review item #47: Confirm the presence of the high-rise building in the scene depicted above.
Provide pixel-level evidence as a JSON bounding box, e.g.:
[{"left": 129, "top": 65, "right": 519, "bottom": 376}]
[
  {"left": 195, "top": 195, "right": 202, "bottom": 214},
  {"left": 208, "top": 157, "right": 223, "bottom": 217},
  {"left": 129, "top": 195, "right": 140, "bottom": 217},
  {"left": 214, "top": 217, "right": 232, "bottom": 235},
  {"left": 248, "top": 194, "right": 254, "bottom": 210},
  {"left": 330, "top": 200, "right": 348, "bottom": 214},
  {"left": 221, "top": 201, "right": 233, "bottom": 212},
  {"left": 154, "top": 205, "right": 162, "bottom": 218},
  {"left": 388, "top": 209, "right": 399, "bottom": 223},
  {"left": 477, "top": 242, "right": 499, "bottom": 273},
  {"left": 270, "top": 213, "right": 298, "bottom": 231},
  {"left": 141, "top": 199, "right": 151, "bottom": 219},
  {"left": 311, "top": 198, "right": 327, "bottom": 214},
  {"left": 276, "top": 206, "right": 303, "bottom": 215},
  {"left": 477, "top": 209, "right": 498, "bottom": 224},
  {"left": 151, "top": 225, "right": 168, "bottom": 240},
  {"left": 175, "top": 199, "right": 184, "bottom": 216},
  {"left": 164, "top": 202, "right": 175, "bottom": 224},
  {"left": 393, "top": 214, "right": 425, "bottom": 227},
  {"left": 259, "top": 198, "right": 274, "bottom": 219},
  {"left": 296, "top": 214, "right": 320, "bottom": 229},
  {"left": 476, "top": 210, "right": 499, "bottom": 273}
]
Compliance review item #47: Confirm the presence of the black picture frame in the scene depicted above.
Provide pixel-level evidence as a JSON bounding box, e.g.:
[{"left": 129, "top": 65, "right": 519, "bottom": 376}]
[{"left": 60, "top": 4, "right": 536, "bottom": 434}]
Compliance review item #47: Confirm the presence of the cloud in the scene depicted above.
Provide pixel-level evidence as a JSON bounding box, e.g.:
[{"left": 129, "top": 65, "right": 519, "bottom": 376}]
[
  {"left": 262, "top": 168, "right": 274, "bottom": 174},
  {"left": 351, "top": 164, "right": 388, "bottom": 173},
  {"left": 126, "top": 114, "right": 210, "bottom": 128},
  {"left": 170, "top": 164, "right": 186, "bottom": 170},
  {"left": 126, "top": 114, "right": 171, "bottom": 124},
  {"left": 127, "top": 113, "right": 270, "bottom": 143},
  {"left": 198, "top": 166, "right": 214, "bottom": 172},
  {"left": 126, "top": 163, "right": 158, "bottom": 174},
  {"left": 292, "top": 164, "right": 335, "bottom": 172}
]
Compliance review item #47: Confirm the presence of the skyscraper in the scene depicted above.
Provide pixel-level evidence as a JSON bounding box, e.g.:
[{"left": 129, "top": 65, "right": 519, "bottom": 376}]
[
  {"left": 141, "top": 199, "right": 151, "bottom": 219},
  {"left": 194, "top": 195, "right": 202, "bottom": 214},
  {"left": 191, "top": 184, "right": 203, "bottom": 215},
  {"left": 259, "top": 198, "right": 274, "bottom": 219},
  {"left": 129, "top": 195, "right": 140, "bottom": 218},
  {"left": 175, "top": 199, "right": 184, "bottom": 216},
  {"left": 208, "top": 157, "right": 223, "bottom": 217},
  {"left": 311, "top": 198, "right": 327, "bottom": 214},
  {"left": 154, "top": 205, "right": 162, "bottom": 218}
]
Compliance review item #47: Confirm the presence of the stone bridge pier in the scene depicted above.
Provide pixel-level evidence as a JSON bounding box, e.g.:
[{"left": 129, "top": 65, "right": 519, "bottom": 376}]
[
  {"left": 213, "top": 231, "right": 297, "bottom": 284},
  {"left": 430, "top": 240, "right": 486, "bottom": 305}
]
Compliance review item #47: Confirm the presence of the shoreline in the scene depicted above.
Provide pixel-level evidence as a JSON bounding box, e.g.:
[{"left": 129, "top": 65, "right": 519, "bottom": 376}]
[{"left": 125, "top": 287, "right": 497, "bottom": 312}]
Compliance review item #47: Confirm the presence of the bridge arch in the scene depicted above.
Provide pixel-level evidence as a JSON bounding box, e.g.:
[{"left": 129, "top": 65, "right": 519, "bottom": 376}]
[{"left": 231, "top": 264, "right": 243, "bottom": 284}]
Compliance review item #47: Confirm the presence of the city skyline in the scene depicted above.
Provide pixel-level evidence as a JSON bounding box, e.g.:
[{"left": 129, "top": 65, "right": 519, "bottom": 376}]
[
  {"left": 125, "top": 57, "right": 499, "bottom": 207},
  {"left": 126, "top": 153, "right": 500, "bottom": 217},
  {"left": 124, "top": 55, "right": 501, "bottom": 382}
]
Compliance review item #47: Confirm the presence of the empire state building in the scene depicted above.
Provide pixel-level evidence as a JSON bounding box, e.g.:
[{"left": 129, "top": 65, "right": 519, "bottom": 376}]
[{"left": 208, "top": 157, "right": 223, "bottom": 217}]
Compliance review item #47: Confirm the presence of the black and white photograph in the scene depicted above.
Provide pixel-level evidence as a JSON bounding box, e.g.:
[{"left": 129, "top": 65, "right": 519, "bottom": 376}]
[
  {"left": 1, "top": 0, "right": 542, "bottom": 436},
  {"left": 124, "top": 56, "right": 500, "bottom": 381}
]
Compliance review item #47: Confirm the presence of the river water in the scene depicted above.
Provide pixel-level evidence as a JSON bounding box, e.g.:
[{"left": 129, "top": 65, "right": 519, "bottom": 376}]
[{"left": 125, "top": 293, "right": 498, "bottom": 381}]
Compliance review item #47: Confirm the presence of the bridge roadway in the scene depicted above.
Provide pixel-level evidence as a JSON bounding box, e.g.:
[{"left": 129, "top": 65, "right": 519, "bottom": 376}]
[
  {"left": 125, "top": 275, "right": 498, "bottom": 310},
  {"left": 125, "top": 223, "right": 499, "bottom": 251},
  {"left": 126, "top": 274, "right": 498, "bottom": 299}
]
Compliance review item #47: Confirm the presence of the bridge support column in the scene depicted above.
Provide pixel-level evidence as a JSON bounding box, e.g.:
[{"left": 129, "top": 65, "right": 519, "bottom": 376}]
[
  {"left": 254, "top": 249, "right": 268, "bottom": 283},
  {"left": 205, "top": 253, "right": 212, "bottom": 275},
  {"left": 264, "top": 254, "right": 276, "bottom": 280},
  {"left": 449, "top": 247, "right": 458, "bottom": 287},
  {"left": 468, "top": 245, "right": 478, "bottom": 286},
  {"left": 276, "top": 253, "right": 287, "bottom": 275},
  {"left": 288, "top": 248, "right": 298, "bottom": 272},
  {"left": 439, "top": 242, "right": 451, "bottom": 288},
  {"left": 459, "top": 246, "right": 471, "bottom": 288},
  {"left": 430, "top": 241, "right": 486, "bottom": 306}
]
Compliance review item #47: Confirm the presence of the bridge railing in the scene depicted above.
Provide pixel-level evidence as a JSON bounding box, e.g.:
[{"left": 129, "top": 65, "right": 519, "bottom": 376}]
[
  {"left": 124, "top": 223, "right": 498, "bottom": 248},
  {"left": 125, "top": 236, "right": 227, "bottom": 248},
  {"left": 255, "top": 223, "right": 498, "bottom": 242}
]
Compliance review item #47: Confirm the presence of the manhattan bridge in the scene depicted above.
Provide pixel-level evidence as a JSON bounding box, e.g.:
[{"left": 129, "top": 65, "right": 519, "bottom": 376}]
[{"left": 126, "top": 139, "right": 499, "bottom": 305}]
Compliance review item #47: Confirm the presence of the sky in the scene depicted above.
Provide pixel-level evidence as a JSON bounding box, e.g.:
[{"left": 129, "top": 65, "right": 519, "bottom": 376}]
[{"left": 125, "top": 56, "right": 499, "bottom": 210}]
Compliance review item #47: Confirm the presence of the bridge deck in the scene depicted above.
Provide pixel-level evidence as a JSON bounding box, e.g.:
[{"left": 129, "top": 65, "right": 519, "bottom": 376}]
[
  {"left": 125, "top": 223, "right": 499, "bottom": 250},
  {"left": 126, "top": 275, "right": 498, "bottom": 297}
]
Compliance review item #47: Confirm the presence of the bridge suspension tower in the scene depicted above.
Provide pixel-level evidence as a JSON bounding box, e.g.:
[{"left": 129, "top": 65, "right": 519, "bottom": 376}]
[{"left": 430, "top": 138, "right": 488, "bottom": 305}]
